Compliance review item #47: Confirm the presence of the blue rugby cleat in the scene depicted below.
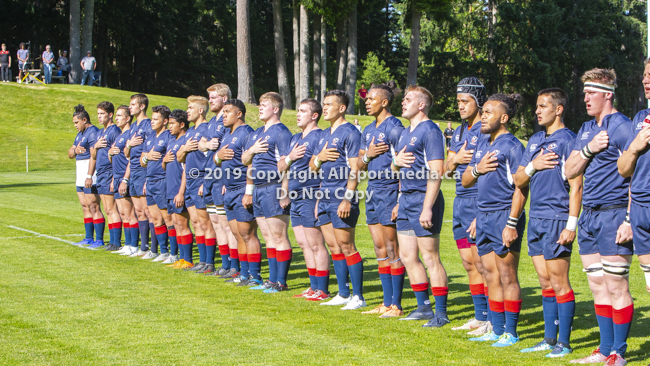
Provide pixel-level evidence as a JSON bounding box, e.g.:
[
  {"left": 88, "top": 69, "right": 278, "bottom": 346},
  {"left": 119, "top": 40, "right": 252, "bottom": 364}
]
[
  {"left": 469, "top": 331, "right": 499, "bottom": 342},
  {"left": 492, "top": 333, "right": 519, "bottom": 347}
]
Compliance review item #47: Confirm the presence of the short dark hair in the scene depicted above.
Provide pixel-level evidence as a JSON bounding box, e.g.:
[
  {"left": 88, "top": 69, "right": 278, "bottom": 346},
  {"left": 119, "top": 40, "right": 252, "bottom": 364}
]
[
  {"left": 169, "top": 109, "right": 189, "bottom": 129},
  {"left": 487, "top": 93, "right": 523, "bottom": 121},
  {"left": 370, "top": 84, "right": 395, "bottom": 107},
  {"left": 324, "top": 89, "right": 350, "bottom": 108},
  {"left": 19, "top": 42, "right": 25, "bottom": 49},
  {"left": 538, "top": 88, "right": 568, "bottom": 117},
  {"left": 225, "top": 99, "right": 247, "bottom": 118},
  {"left": 299, "top": 98, "right": 323, "bottom": 122},
  {"left": 73, "top": 104, "right": 90, "bottom": 122},
  {"left": 152, "top": 105, "right": 171, "bottom": 120},
  {"left": 130, "top": 93, "right": 149, "bottom": 112},
  {"left": 97, "top": 101, "right": 115, "bottom": 114},
  {"left": 116, "top": 105, "right": 133, "bottom": 124}
]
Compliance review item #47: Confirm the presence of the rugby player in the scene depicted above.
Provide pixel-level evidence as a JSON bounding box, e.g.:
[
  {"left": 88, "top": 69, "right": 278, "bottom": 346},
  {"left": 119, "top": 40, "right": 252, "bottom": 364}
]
[
  {"left": 358, "top": 84, "right": 406, "bottom": 317},
  {"left": 124, "top": 94, "right": 152, "bottom": 256},
  {"left": 309, "top": 90, "right": 366, "bottom": 310},
  {"left": 277, "top": 98, "right": 331, "bottom": 300},
  {"left": 68, "top": 104, "right": 103, "bottom": 247},
  {"left": 199, "top": 84, "right": 237, "bottom": 276},
  {"left": 242, "top": 92, "right": 293, "bottom": 291},
  {"left": 215, "top": 99, "right": 255, "bottom": 283},
  {"left": 446, "top": 77, "right": 490, "bottom": 334},
  {"left": 110, "top": 106, "right": 139, "bottom": 255},
  {"left": 90, "top": 101, "right": 122, "bottom": 250},
  {"left": 619, "top": 60, "right": 650, "bottom": 295},
  {"left": 177, "top": 96, "right": 217, "bottom": 273},
  {"left": 565, "top": 68, "right": 633, "bottom": 366},
  {"left": 140, "top": 105, "right": 174, "bottom": 262},
  {"left": 462, "top": 93, "right": 527, "bottom": 346},
  {"left": 514, "top": 88, "right": 580, "bottom": 357},
  {"left": 392, "top": 85, "right": 448, "bottom": 326}
]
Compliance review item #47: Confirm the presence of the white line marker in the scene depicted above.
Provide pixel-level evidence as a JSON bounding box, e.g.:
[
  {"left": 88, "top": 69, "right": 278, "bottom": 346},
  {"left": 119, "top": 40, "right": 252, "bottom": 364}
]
[{"left": 6, "top": 225, "right": 75, "bottom": 244}]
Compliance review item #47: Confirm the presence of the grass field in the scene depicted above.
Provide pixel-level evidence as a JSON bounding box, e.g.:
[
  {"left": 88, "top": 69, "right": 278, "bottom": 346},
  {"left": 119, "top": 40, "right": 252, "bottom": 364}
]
[
  {"left": 1, "top": 171, "right": 649, "bottom": 365},
  {"left": 0, "top": 83, "right": 648, "bottom": 365}
]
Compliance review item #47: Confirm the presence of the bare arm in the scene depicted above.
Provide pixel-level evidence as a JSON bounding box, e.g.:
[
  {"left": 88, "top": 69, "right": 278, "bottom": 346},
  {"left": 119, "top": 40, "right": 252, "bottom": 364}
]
[
  {"left": 68, "top": 145, "right": 77, "bottom": 159},
  {"left": 568, "top": 175, "right": 583, "bottom": 218},
  {"left": 198, "top": 137, "right": 209, "bottom": 152},
  {"left": 565, "top": 150, "right": 589, "bottom": 179}
]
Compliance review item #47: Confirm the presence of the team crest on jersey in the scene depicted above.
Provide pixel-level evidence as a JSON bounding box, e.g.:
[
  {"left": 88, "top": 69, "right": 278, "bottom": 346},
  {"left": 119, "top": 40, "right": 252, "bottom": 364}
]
[
  {"left": 529, "top": 143, "right": 538, "bottom": 151},
  {"left": 637, "top": 122, "right": 646, "bottom": 130},
  {"left": 332, "top": 137, "right": 340, "bottom": 146},
  {"left": 290, "top": 141, "right": 296, "bottom": 148},
  {"left": 378, "top": 132, "right": 386, "bottom": 141},
  {"left": 409, "top": 137, "right": 417, "bottom": 145},
  {"left": 471, "top": 136, "right": 478, "bottom": 144},
  {"left": 173, "top": 144, "right": 178, "bottom": 149},
  {"left": 547, "top": 143, "right": 557, "bottom": 151},
  {"left": 232, "top": 137, "right": 238, "bottom": 143},
  {"left": 119, "top": 138, "right": 124, "bottom": 143},
  {"left": 492, "top": 150, "right": 500, "bottom": 156},
  {"left": 581, "top": 132, "right": 589, "bottom": 140},
  {"left": 194, "top": 132, "right": 200, "bottom": 138},
  {"left": 217, "top": 125, "right": 223, "bottom": 131},
  {"left": 252, "top": 134, "right": 257, "bottom": 139},
  {"left": 82, "top": 137, "right": 86, "bottom": 142},
  {"left": 302, "top": 142, "right": 309, "bottom": 147},
  {"left": 158, "top": 140, "right": 165, "bottom": 146},
  {"left": 263, "top": 136, "right": 270, "bottom": 142},
  {"left": 147, "top": 141, "right": 152, "bottom": 146}
]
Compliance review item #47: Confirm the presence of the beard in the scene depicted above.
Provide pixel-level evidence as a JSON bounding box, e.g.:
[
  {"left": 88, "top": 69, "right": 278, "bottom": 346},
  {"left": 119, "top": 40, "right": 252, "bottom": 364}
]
[{"left": 480, "top": 120, "right": 500, "bottom": 134}]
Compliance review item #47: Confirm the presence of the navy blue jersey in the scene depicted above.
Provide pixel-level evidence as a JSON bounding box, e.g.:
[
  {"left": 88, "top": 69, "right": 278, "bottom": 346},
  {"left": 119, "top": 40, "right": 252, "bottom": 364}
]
[
  {"left": 166, "top": 134, "right": 187, "bottom": 199},
  {"left": 246, "top": 123, "right": 293, "bottom": 186},
  {"left": 128, "top": 119, "right": 152, "bottom": 171},
  {"left": 625, "top": 109, "right": 650, "bottom": 205},
  {"left": 220, "top": 124, "right": 254, "bottom": 190},
  {"left": 361, "top": 115, "right": 404, "bottom": 189},
  {"left": 95, "top": 124, "right": 121, "bottom": 175},
  {"left": 76, "top": 124, "right": 100, "bottom": 160},
  {"left": 395, "top": 120, "right": 446, "bottom": 193},
  {"left": 572, "top": 112, "right": 632, "bottom": 208},
  {"left": 112, "top": 128, "right": 130, "bottom": 178},
  {"left": 145, "top": 130, "right": 171, "bottom": 180},
  {"left": 470, "top": 133, "right": 525, "bottom": 212},
  {"left": 520, "top": 128, "right": 576, "bottom": 220},
  {"left": 281, "top": 129, "right": 323, "bottom": 192},
  {"left": 73, "top": 132, "right": 83, "bottom": 160},
  {"left": 184, "top": 122, "right": 210, "bottom": 178},
  {"left": 449, "top": 121, "right": 486, "bottom": 198},
  {"left": 203, "top": 115, "right": 227, "bottom": 176},
  {"left": 315, "top": 122, "right": 362, "bottom": 193}
]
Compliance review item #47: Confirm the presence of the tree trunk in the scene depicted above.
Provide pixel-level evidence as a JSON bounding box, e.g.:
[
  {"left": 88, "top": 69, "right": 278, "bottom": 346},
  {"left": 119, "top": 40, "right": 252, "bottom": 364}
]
[
  {"left": 335, "top": 17, "right": 347, "bottom": 90},
  {"left": 320, "top": 16, "right": 327, "bottom": 100},
  {"left": 299, "top": 5, "right": 310, "bottom": 101},
  {"left": 293, "top": 2, "right": 300, "bottom": 105},
  {"left": 406, "top": 7, "right": 421, "bottom": 87},
  {"left": 237, "top": 0, "right": 256, "bottom": 103},
  {"left": 272, "top": 0, "right": 292, "bottom": 109},
  {"left": 345, "top": 4, "right": 357, "bottom": 114},
  {"left": 312, "top": 15, "right": 321, "bottom": 101},
  {"left": 487, "top": 0, "right": 497, "bottom": 64},
  {"left": 82, "top": 0, "right": 94, "bottom": 54},
  {"left": 69, "top": 0, "right": 81, "bottom": 84}
]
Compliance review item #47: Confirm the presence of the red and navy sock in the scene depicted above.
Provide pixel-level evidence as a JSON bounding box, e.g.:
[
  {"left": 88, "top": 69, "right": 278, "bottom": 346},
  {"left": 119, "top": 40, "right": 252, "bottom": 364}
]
[
  {"left": 83, "top": 218, "right": 94, "bottom": 239},
  {"left": 114, "top": 222, "right": 123, "bottom": 245},
  {"left": 93, "top": 217, "right": 105, "bottom": 242},
  {"left": 378, "top": 263, "right": 393, "bottom": 306},
  {"left": 248, "top": 252, "right": 262, "bottom": 280},
  {"left": 196, "top": 236, "right": 205, "bottom": 262},
  {"left": 276, "top": 249, "right": 293, "bottom": 286},
  {"left": 489, "top": 299, "right": 505, "bottom": 336},
  {"left": 390, "top": 266, "right": 405, "bottom": 310},
  {"left": 411, "top": 282, "right": 430, "bottom": 307},
  {"left": 346, "top": 252, "right": 364, "bottom": 299},
  {"left": 612, "top": 304, "right": 634, "bottom": 356},
  {"left": 331, "top": 253, "right": 350, "bottom": 297},
  {"left": 315, "top": 270, "right": 330, "bottom": 293},
  {"left": 469, "top": 284, "right": 488, "bottom": 322},
  {"left": 595, "top": 304, "right": 614, "bottom": 356},
  {"left": 108, "top": 223, "right": 115, "bottom": 244},
  {"left": 485, "top": 286, "right": 492, "bottom": 324},
  {"left": 504, "top": 299, "right": 522, "bottom": 336},
  {"left": 218, "top": 245, "right": 231, "bottom": 270},
  {"left": 205, "top": 237, "right": 217, "bottom": 265},
  {"left": 557, "top": 290, "right": 575, "bottom": 347},
  {"left": 137, "top": 220, "right": 149, "bottom": 250},
  {"left": 239, "top": 254, "right": 249, "bottom": 278},
  {"left": 432, "top": 287, "right": 449, "bottom": 318},
  {"left": 130, "top": 222, "right": 141, "bottom": 247},
  {"left": 229, "top": 248, "right": 240, "bottom": 271},
  {"left": 179, "top": 234, "right": 194, "bottom": 263},
  {"left": 149, "top": 222, "right": 158, "bottom": 253},
  {"left": 154, "top": 226, "right": 168, "bottom": 254},
  {"left": 123, "top": 223, "right": 131, "bottom": 246},
  {"left": 267, "top": 248, "right": 277, "bottom": 283},
  {"left": 542, "top": 289, "right": 559, "bottom": 343},
  {"left": 307, "top": 268, "right": 317, "bottom": 290},
  {"left": 168, "top": 227, "right": 178, "bottom": 256}
]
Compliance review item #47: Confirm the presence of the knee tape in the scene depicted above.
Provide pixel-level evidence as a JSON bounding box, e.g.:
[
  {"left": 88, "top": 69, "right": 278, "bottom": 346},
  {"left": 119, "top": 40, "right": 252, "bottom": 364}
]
[
  {"left": 397, "top": 230, "right": 416, "bottom": 237},
  {"left": 377, "top": 257, "right": 389, "bottom": 262},
  {"left": 602, "top": 259, "right": 630, "bottom": 277},
  {"left": 641, "top": 263, "right": 650, "bottom": 286},
  {"left": 206, "top": 205, "right": 217, "bottom": 215},
  {"left": 583, "top": 263, "right": 603, "bottom": 277},
  {"left": 215, "top": 206, "right": 226, "bottom": 216}
]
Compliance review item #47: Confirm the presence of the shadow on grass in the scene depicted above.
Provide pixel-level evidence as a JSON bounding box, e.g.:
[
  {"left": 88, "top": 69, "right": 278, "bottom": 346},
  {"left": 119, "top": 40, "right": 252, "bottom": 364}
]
[{"left": 0, "top": 182, "right": 69, "bottom": 190}]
